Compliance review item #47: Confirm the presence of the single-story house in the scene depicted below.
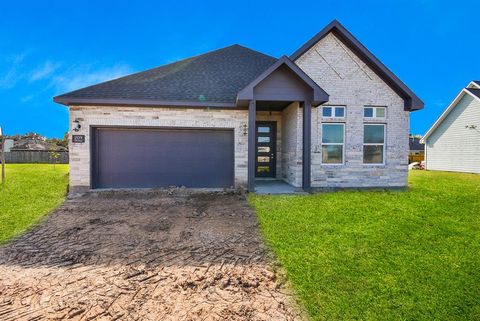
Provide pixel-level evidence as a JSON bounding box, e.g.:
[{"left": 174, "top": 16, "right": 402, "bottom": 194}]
[
  {"left": 422, "top": 81, "right": 480, "bottom": 174},
  {"left": 54, "top": 20, "right": 424, "bottom": 194},
  {"left": 409, "top": 135, "right": 424, "bottom": 163}
]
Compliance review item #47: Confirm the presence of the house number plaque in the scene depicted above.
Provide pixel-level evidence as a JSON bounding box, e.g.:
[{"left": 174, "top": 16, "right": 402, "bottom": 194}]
[{"left": 72, "top": 135, "right": 85, "bottom": 143}]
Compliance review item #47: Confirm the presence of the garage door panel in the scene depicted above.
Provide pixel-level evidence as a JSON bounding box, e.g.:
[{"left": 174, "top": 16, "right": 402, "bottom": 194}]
[{"left": 93, "top": 128, "right": 234, "bottom": 188}]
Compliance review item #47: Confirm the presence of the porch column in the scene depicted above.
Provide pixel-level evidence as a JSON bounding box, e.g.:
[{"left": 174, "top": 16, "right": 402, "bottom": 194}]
[
  {"left": 302, "top": 100, "right": 312, "bottom": 192},
  {"left": 247, "top": 100, "right": 256, "bottom": 192}
]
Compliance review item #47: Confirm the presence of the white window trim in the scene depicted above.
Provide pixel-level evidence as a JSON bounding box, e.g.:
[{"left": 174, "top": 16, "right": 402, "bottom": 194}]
[
  {"left": 321, "top": 123, "right": 345, "bottom": 165},
  {"left": 322, "top": 106, "right": 346, "bottom": 119},
  {"left": 363, "top": 123, "right": 386, "bottom": 165},
  {"left": 364, "top": 106, "right": 386, "bottom": 119}
]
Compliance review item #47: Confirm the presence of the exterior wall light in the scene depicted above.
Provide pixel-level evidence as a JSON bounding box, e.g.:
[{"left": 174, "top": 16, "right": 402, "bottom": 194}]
[
  {"left": 72, "top": 119, "right": 82, "bottom": 132},
  {"left": 242, "top": 123, "right": 248, "bottom": 136}
]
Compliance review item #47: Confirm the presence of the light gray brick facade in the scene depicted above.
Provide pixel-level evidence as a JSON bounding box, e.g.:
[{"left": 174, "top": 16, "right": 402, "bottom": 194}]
[
  {"left": 69, "top": 106, "right": 248, "bottom": 193},
  {"left": 68, "top": 32, "right": 410, "bottom": 192},
  {"left": 296, "top": 33, "right": 409, "bottom": 188}
]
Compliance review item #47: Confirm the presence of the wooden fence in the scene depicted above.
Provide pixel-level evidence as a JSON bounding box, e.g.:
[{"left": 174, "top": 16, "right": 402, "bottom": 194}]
[
  {"left": 5, "top": 150, "right": 69, "bottom": 164},
  {"left": 409, "top": 154, "right": 424, "bottom": 164}
]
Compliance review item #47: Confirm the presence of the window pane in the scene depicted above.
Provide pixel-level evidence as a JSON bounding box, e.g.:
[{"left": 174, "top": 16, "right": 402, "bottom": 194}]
[
  {"left": 322, "top": 124, "right": 344, "bottom": 144},
  {"left": 364, "top": 107, "right": 373, "bottom": 118},
  {"left": 322, "top": 145, "right": 343, "bottom": 164},
  {"left": 258, "top": 146, "right": 270, "bottom": 153},
  {"left": 363, "top": 145, "right": 384, "bottom": 164},
  {"left": 257, "top": 156, "right": 270, "bottom": 163},
  {"left": 335, "top": 107, "right": 345, "bottom": 117},
  {"left": 364, "top": 125, "right": 384, "bottom": 144},
  {"left": 258, "top": 136, "right": 270, "bottom": 143},
  {"left": 322, "top": 107, "right": 332, "bottom": 117},
  {"left": 258, "top": 126, "right": 270, "bottom": 133},
  {"left": 376, "top": 107, "right": 385, "bottom": 118},
  {"left": 257, "top": 166, "right": 270, "bottom": 173}
]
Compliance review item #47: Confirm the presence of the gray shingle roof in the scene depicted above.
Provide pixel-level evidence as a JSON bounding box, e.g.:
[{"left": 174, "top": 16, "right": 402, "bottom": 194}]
[
  {"left": 466, "top": 88, "right": 480, "bottom": 99},
  {"left": 473, "top": 80, "right": 480, "bottom": 86},
  {"left": 409, "top": 136, "right": 424, "bottom": 151},
  {"left": 54, "top": 45, "right": 277, "bottom": 106}
]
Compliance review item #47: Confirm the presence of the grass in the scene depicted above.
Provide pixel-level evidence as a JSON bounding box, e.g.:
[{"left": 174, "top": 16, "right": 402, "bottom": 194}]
[
  {"left": 0, "top": 164, "right": 69, "bottom": 244},
  {"left": 249, "top": 171, "right": 480, "bottom": 320}
]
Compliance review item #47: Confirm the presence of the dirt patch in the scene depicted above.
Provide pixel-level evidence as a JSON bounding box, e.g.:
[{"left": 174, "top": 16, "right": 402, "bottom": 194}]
[{"left": 0, "top": 190, "right": 303, "bottom": 320}]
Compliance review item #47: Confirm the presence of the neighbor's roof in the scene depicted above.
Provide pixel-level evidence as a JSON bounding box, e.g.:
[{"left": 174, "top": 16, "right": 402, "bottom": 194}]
[
  {"left": 422, "top": 81, "right": 480, "bottom": 141},
  {"left": 290, "top": 20, "right": 424, "bottom": 111},
  {"left": 473, "top": 80, "right": 480, "bottom": 86},
  {"left": 54, "top": 45, "right": 277, "bottom": 107},
  {"left": 466, "top": 88, "right": 480, "bottom": 99},
  {"left": 11, "top": 138, "right": 67, "bottom": 151},
  {"left": 409, "top": 137, "right": 424, "bottom": 151}
]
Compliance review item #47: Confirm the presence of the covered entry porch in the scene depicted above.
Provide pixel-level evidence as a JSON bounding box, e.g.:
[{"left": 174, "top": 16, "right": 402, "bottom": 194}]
[{"left": 236, "top": 56, "right": 329, "bottom": 192}]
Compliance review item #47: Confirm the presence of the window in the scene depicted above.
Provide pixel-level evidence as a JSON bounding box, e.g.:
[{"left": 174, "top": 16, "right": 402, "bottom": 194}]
[
  {"left": 364, "top": 106, "right": 386, "bottom": 119},
  {"left": 322, "top": 123, "right": 344, "bottom": 164},
  {"left": 363, "top": 124, "right": 385, "bottom": 164},
  {"left": 323, "top": 106, "right": 345, "bottom": 118},
  {"left": 258, "top": 126, "right": 270, "bottom": 133}
]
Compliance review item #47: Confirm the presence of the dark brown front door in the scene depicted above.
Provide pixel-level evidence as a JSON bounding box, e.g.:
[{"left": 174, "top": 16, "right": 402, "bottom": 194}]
[{"left": 255, "top": 121, "right": 276, "bottom": 178}]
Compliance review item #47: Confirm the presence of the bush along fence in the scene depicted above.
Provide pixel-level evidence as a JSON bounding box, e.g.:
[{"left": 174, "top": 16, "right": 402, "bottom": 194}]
[{"left": 5, "top": 150, "right": 69, "bottom": 164}]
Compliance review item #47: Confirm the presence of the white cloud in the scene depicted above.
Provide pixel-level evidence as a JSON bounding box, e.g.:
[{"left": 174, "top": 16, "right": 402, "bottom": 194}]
[
  {"left": 0, "top": 52, "right": 27, "bottom": 89},
  {"left": 29, "top": 61, "right": 62, "bottom": 82},
  {"left": 51, "top": 63, "right": 133, "bottom": 92}
]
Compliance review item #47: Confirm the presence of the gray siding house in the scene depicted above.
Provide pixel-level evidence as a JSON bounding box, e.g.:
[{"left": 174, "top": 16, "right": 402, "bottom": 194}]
[
  {"left": 422, "top": 81, "right": 480, "bottom": 174},
  {"left": 54, "top": 20, "right": 424, "bottom": 194}
]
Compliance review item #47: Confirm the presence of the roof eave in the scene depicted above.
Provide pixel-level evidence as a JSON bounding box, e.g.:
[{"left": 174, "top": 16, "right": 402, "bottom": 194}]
[
  {"left": 422, "top": 88, "right": 480, "bottom": 141},
  {"left": 290, "top": 19, "right": 424, "bottom": 111},
  {"left": 53, "top": 96, "right": 238, "bottom": 108}
]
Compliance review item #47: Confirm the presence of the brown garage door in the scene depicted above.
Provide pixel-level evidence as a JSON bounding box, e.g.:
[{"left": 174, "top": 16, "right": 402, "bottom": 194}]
[{"left": 92, "top": 127, "right": 234, "bottom": 189}]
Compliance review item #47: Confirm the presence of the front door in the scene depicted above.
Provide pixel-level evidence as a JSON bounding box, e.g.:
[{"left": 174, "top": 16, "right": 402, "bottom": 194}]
[{"left": 255, "top": 121, "right": 276, "bottom": 178}]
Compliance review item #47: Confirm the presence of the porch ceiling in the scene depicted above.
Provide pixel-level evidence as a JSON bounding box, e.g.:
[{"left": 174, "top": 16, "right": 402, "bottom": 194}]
[{"left": 255, "top": 100, "right": 294, "bottom": 111}]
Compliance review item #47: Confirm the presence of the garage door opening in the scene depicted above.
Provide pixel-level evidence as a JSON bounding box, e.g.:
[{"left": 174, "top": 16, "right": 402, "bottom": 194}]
[{"left": 91, "top": 127, "right": 234, "bottom": 189}]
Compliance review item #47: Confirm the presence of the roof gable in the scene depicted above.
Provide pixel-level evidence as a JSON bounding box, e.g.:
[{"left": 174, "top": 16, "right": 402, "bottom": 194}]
[
  {"left": 236, "top": 56, "right": 329, "bottom": 106},
  {"left": 290, "top": 20, "right": 424, "bottom": 111},
  {"left": 422, "top": 84, "right": 480, "bottom": 141}
]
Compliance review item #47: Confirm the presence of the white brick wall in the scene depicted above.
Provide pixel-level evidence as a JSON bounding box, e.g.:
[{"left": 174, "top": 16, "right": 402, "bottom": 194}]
[
  {"left": 69, "top": 106, "right": 248, "bottom": 192},
  {"left": 296, "top": 33, "right": 410, "bottom": 188},
  {"left": 281, "top": 102, "right": 302, "bottom": 187}
]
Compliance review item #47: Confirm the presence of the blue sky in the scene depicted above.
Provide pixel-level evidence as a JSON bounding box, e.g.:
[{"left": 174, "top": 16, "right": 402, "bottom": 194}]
[{"left": 1, "top": 0, "right": 479, "bottom": 138}]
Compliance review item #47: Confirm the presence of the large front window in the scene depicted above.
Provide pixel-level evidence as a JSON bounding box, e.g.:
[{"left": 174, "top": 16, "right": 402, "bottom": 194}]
[
  {"left": 322, "top": 123, "right": 344, "bottom": 164},
  {"left": 363, "top": 124, "right": 385, "bottom": 164}
]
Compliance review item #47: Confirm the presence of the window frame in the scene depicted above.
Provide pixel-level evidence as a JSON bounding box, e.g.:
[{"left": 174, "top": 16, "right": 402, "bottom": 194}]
[
  {"left": 363, "top": 123, "right": 386, "bottom": 165},
  {"left": 322, "top": 106, "right": 346, "bottom": 119},
  {"left": 363, "top": 106, "right": 386, "bottom": 119},
  {"left": 321, "top": 123, "right": 345, "bottom": 165}
]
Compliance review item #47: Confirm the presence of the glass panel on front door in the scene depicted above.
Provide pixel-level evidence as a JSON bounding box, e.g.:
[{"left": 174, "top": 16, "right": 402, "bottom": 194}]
[{"left": 255, "top": 122, "right": 276, "bottom": 178}]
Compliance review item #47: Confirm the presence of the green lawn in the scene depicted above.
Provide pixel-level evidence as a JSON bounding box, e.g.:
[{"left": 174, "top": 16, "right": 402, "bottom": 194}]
[
  {"left": 249, "top": 171, "right": 480, "bottom": 320},
  {"left": 0, "top": 164, "right": 69, "bottom": 244}
]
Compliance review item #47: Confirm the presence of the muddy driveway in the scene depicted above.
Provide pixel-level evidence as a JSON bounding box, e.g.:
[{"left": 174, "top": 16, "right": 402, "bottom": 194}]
[{"left": 0, "top": 190, "right": 302, "bottom": 320}]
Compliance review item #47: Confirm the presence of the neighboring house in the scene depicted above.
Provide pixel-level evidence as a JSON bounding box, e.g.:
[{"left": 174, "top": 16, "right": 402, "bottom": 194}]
[
  {"left": 409, "top": 135, "right": 424, "bottom": 163},
  {"left": 54, "top": 20, "right": 423, "bottom": 194},
  {"left": 6, "top": 137, "right": 69, "bottom": 164},
  {"left": 2, "top": 139, "right": 14, "bottom": 153},
  {"left": 11, "top": 138, "right": 67, "bottom": 151},
  {"left": 422, "top": 81, "right": 480, "bottom": 174}
]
